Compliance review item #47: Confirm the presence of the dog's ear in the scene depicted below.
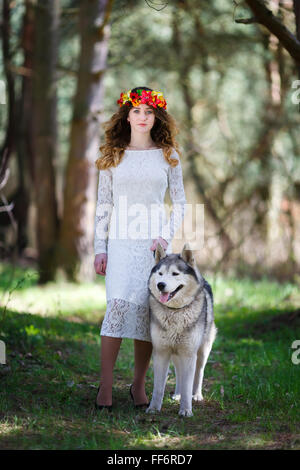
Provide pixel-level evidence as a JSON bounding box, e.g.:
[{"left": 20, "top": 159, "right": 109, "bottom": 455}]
[
  {"left": 181, "top": 243, "right": 196, "bottom": 267},
  {"left": 155, "top": 243, "right": 167, "bottom": 263}
]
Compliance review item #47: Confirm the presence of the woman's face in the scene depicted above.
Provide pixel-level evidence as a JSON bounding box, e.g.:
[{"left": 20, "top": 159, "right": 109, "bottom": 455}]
[{"left": 127, "top": 103, "right": 156, "bottom": 134}]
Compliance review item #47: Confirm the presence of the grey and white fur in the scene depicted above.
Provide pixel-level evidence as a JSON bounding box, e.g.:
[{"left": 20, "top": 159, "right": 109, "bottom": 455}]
[{"left": 146, "top": 242, "right": 217, "bottom": 417}]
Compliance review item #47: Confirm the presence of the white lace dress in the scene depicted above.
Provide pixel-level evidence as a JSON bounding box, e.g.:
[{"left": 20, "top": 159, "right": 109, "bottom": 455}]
[{"left": 94, "top": 148, "right": 187, "bottom": 342}]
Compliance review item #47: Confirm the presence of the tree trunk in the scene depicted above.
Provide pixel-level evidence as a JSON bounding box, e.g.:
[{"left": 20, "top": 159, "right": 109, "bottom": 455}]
[
  {"left": 58, "top": 0, "right": 113, "bottom": 282},
  {"left": 14, "top": 0, "right": 36, "bottom": 255},
  {"left": 32, "top": 0, "right": 60, "bottom": 284},
  {"left": 294, "top": 0, "right": 300, "bottom": 77},
  {"left": 0, "top": 0, "right": 16, "bottom": 182}
]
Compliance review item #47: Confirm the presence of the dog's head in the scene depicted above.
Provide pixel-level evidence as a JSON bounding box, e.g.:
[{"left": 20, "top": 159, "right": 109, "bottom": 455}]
[{"left": 148, "top": 243, "right": 204, "bottom": 308}]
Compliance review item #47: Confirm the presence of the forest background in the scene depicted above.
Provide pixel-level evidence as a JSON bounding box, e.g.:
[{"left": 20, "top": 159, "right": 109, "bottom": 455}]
[{"left": 1, "top": 0, "right": 300, "bottom": 283}]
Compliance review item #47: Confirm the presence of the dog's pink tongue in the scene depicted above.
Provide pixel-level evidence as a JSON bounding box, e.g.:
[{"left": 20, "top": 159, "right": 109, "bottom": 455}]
[{"left": 160, "top": 292, "right": 170, "bottom": 303}]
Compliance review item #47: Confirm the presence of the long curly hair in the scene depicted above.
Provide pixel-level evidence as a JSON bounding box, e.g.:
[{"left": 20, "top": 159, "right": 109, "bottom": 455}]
[{"left": 95, "top": 86, "right": 181, "bottom": 170}]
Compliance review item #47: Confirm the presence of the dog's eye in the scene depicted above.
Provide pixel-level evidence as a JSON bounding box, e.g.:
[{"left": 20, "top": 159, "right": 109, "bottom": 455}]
[
  {"left": 158, "top": 272, "right": 162, "bottom": 275},
  {"left": 172, "top": 273, "right": 179, "bottom": 276}
]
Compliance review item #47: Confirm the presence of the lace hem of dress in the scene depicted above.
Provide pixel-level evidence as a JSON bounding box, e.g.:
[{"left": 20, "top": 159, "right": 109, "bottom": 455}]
[{"left": 100, "top": 298, "right": 151, "bottom": 342}]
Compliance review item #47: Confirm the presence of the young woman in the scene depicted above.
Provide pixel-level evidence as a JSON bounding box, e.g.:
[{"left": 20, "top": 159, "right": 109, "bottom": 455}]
[{"left": 93, "top": 86, "right": 186, "bottom": 410}]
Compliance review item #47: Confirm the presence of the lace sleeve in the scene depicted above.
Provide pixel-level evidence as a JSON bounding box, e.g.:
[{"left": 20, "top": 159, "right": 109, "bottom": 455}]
[
  {"left": 94, "top": 168, "right": 113, "bottom": 255},
  {"left": 161, "top": 151, "right": 187, "bottom": 245}
]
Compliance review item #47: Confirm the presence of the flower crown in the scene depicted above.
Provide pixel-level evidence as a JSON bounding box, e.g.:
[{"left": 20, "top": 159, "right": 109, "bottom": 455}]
[{"left": 117, "top": 88, "right": 167, "bottom": 110}]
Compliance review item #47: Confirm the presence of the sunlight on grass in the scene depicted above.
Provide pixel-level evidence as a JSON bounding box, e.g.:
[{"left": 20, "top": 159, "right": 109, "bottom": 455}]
[
  {"left": 1, "top": 280, "right": 106, "bottom": 319},
  {"left": 131, "top": 433, "right": 184, "bottom": 449},
  {"left": 243, "top": 435, "right": 274, "bottom": 449},
  {"left": 0, "top": 262, "right": 107, "bottom": 320},
  {"left": 0, "top": 420, "right": 23, "bottom": 436},
  {"left": 239, "top": 338, "right": 263, "bottom": 346},
  {"left": 211, "top": 275, "right": 298, "bottom": 310}
]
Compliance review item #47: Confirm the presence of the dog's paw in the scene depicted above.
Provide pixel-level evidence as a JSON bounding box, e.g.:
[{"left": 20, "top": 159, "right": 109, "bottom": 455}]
[
  {"left": 146, "top": 405, "right": 161, "bottom": 414},
  {"left": 192, "top": 393, "right": 203, "bottom": 402},
  {"left": 178, "top": 408, "right": 193, "bottom": 417},
  {"left": 171, "top": 393, "right": 181, "bottom": 401}
]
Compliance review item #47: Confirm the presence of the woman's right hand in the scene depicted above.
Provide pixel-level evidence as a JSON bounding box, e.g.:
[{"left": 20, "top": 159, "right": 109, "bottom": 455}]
[{"left": 94, "top": 253, "right": 107, "bottom": 276}]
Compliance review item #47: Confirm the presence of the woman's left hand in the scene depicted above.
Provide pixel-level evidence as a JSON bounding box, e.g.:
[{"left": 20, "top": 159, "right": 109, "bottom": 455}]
[{"left": 150, "top": 237, "right": 168, "bottom": 252}]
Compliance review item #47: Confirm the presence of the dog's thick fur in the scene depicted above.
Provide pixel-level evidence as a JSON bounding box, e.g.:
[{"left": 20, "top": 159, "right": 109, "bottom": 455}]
[{"left": 146, "top": 243, "right": 217, "bottom": 417}]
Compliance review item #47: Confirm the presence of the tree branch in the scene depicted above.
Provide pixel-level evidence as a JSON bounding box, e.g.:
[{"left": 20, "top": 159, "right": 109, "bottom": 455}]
[{"left": 243, "top": 0, "right": 300, "bottom": 63}]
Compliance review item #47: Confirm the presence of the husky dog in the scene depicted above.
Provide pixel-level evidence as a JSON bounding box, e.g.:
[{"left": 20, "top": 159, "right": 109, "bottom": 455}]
[{"left": 146, "top": 243, "right": 217, "bottom": 417}]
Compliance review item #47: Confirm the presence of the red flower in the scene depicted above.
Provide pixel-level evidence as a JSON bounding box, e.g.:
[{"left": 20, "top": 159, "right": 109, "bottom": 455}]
[{"left": 130, "top": 92, "right": 139, "bottom": 101}]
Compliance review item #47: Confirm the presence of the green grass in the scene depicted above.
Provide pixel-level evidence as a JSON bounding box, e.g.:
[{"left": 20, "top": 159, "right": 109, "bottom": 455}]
[{"left": 0, "top": 262, "right": 299, "bottom": 450}]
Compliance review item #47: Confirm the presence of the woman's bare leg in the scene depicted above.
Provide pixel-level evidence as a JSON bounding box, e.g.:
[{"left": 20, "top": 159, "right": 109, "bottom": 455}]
[
  {"left": 131, "top": 339, "right": 153, "bottom": 405},
  {"left": 96, "top": 336, "right": 122, "bottom": 406}
]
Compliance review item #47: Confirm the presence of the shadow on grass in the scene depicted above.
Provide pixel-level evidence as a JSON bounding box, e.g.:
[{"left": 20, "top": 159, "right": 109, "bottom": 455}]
[{"left": 215, "top": 305, "right": 300, "bottom": 339}]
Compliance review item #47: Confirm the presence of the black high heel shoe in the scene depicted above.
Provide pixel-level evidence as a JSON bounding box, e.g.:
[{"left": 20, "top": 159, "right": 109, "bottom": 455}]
[
  {"left": 129, "top": 384, "right": 150, "bottom": 409},
  {"left": 94, "top": 386, "right": 113, "bottom": 412}
]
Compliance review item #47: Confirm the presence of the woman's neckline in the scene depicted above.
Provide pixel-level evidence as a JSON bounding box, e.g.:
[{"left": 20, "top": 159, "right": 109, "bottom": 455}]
[{"left": 125, "top": 147, "right": 161, "bottom": 152}]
